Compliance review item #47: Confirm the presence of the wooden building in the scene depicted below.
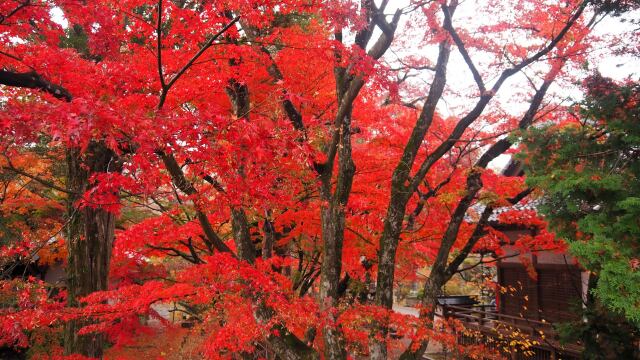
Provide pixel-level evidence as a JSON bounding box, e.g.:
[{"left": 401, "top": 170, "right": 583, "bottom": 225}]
[
  {"left": 442, "top": 161, "right": 587, "bottom": 359},
  {"left": 496, "top": 227, "right": 586, "bottom": 325},
  {"left": 443, "top": 225, "right": 587, "bottom": 359}
]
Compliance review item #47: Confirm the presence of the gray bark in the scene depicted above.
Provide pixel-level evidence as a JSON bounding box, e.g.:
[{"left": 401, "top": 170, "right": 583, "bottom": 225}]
[
  {"left": 64, "top": 142, "right": 119, "bottom": 358},
  {"left": 232, "top": 208, "right": 255, "bottom": 263},
  {"left": 318, "top": 110, "right": 355, "bottom": 360}
]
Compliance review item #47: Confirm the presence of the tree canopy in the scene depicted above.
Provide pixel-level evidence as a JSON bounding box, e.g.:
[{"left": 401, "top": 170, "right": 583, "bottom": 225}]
[{"left": 0, "top": 0, "right": 636, "bottom": 359}]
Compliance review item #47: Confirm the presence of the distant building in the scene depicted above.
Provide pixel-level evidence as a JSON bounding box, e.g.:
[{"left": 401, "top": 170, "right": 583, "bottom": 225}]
[{"left": 444, "top": 161, "right": 585, "bottom": 359}]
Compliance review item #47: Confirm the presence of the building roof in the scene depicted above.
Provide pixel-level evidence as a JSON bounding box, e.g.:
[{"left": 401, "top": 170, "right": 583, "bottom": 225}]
[
  {"left": 465, "top": 158, "right": 540, "bottom": 223},
  {"left": 480, "top": 197, "right": 542, "bottom": 223}
]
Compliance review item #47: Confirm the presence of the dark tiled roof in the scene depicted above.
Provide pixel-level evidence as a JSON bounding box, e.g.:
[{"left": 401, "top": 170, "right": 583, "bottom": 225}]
[
  {"left": 465, "top": 197, "right": 542, "bottom": 225},
  {"left": 465, "top": 158, "right": 540, "bottom": 223},
  {"left": 487, "top": 197, "right": 541, "bottom": 222}
]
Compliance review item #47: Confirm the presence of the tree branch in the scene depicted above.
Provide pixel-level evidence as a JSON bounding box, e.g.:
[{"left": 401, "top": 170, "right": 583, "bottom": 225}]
[
  {"left": 408, "top": 2, "right": 585, "bottom": 193},
  {"left": 157, "top": 151, "right": 233, "bottom": 254},
  {"left": 156, "top": 0, "right": 166, "bottom": 89},
  {"left": 2, "top": 164, "right": 73, "bottom": 194},
  {"left": 441, "top": 2, "right": 485, "bottom": 93},
  {"left": 0, "top": 70, "right": 72, "bottom": 101}
]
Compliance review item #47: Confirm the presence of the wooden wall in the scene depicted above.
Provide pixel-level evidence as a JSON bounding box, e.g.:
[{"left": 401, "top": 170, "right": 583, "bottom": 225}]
[{"left": 498, "top": 261, "right": 584, "bottom": 323}]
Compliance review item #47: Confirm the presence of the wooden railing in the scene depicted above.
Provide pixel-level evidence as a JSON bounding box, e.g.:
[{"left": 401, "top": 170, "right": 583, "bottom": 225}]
[
  {"left": 442, "top": 304, "right": 555, "bottom": 335},
  {"left": 442, "top": 304, "right": 582, "bottom": 359}
]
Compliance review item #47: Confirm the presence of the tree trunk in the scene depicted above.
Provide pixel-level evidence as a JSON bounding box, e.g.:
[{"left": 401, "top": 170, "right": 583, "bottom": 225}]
[
  {"left": 398, "top": 274, "right": 446, "bottom": 360},
  {"left": 256, "top": 302, "right": 319, "bottom": 360},
  {"left": 319, "top": 204, "right": 348, "bottom": 360},
  {"left": 262, "top": 214, "right": 275, "bottom": 260},
  {"left": 231, "top": 207, "right": 255, "bottom": 263},
  {"left": 370, "top": 189, "right": 409, "bottom": 360},
  {"left": 64, "top": 142, "right": 118, "bottom": 358},
  {"left": 318, "top": 110, "right": 355, "bottom": 360},
  {"left": 375, "top": 190, "right": 410, "bottom": 308},
  {"left": 226, "top": 77, "right": 257, "bottom": 263}
]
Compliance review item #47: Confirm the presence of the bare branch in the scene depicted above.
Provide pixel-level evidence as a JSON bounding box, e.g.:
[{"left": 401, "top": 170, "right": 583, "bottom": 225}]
[
  {"left": 156, "top": 0, "right": 166, "bottom": 89},
  {"left": 441, "top": 2, "right": 485, "bottom": 93},
  {"left": 0, "top": 70, "right": 72, "bottom": 101}
]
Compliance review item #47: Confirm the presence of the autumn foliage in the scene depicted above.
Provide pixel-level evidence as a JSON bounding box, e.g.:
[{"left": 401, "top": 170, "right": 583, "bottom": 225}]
[{"left": 0, "top": 0, "right": 629, "bottom": 359}]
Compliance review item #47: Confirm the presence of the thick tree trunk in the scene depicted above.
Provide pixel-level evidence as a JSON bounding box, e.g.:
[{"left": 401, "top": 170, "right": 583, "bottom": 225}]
[
  {"left": 319, "top": 204, "right": 348, "bottom": 360},
  {"left": 375, "top": 190, "right": 410, "bottom": 309},
  {"left": 398, "top": 171, "right": 482, "bottom": 359},
  {"left": 256, "top": 302, "right": 319, "bottom": 360},
  {"left": 64, "top": 142, "right": 118, "bottom": 358},
  {"left": 398, "top": 274, "right": 445, "bottom": 360},
  {"left": 231, "top": 208, "right": 255, "bottom": 263},
  {"left": 318, "top": 110, "right": 355, "bottom": 360},
  {"left": 370, "top": 191, "right": 408, "bottom": 360},
  {"left": 370, "top": 36, "right": 453, "bottom": 360},
  {"left": 0, "top": 58, "right": 117, "bottom": 359}
]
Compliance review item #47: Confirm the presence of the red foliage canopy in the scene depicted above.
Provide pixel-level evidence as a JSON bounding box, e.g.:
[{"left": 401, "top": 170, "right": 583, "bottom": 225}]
[{"left": 0, "top": 0, "right": 613, "bottom": 358}]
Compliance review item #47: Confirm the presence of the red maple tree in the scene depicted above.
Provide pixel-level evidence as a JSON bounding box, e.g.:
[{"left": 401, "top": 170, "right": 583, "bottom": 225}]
[{"left": 0, "top": 0, "right": 625, "bottom": 359}]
